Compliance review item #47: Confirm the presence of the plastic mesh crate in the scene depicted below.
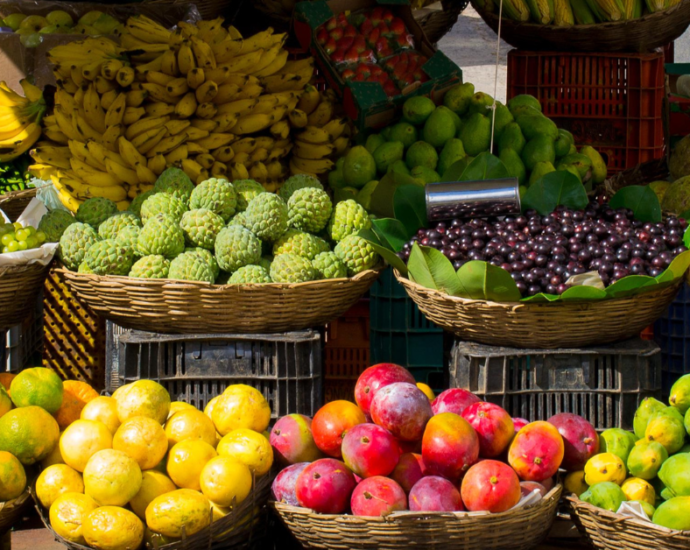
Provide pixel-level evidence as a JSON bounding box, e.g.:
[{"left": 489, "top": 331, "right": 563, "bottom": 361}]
[
  {"left": 449, "top": 338, "right": 662, "bottom": 431},
  {"left": 654, "top": 283, "right": 690, "bottom": 391},
  {"left": 106, "top": 324, "right": 323, "bottom": 417},
  {"left": 507, "top": 50, "right": 666, "bottom": 174},
  {"left": 1, "top": 292, "right": 43, "bottom": 373}
]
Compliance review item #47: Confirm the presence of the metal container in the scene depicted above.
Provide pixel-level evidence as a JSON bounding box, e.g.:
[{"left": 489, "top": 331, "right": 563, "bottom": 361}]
[{"left": 426, "top": 178, "right": 521, "bottom": 221}]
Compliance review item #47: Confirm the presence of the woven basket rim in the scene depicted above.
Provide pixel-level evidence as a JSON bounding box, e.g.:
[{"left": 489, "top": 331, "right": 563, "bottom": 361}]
[
  {"left": 0, "top": 187, "right": 36, "bottom": 204},
  {"left": 273, "top": 483, "right": 562, "bottom": 522},
  {"left": 394, "top": 269, "right": 683, "bottom": 307},
  {"left": 0, "top": 485, "right": 31, "bottom": 513},
  {"left": 567, "top": 494, "right": 690, "bottom": 537}
]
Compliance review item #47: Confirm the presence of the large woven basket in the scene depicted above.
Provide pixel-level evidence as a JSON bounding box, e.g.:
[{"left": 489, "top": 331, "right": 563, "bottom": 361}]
[
  {"left": 273, "top": 484, "right": 562, "bottom": 550},
  {"left": 57, "top": 267, "right": 381, "bottom": 334},
  {"left": 0, "top": 262, "right": 52, "bottom": 331},
  {"left": 0, "top": 188, "right": 36, "bottom": 223},
  {"left": 394, "top": 270, "right": 683, "bottom": 348},
  {"left": 471, "top": 0, "right": 690, "bottom": 52},
  {"left": 415, "top": 0, "right": 470, "bottom": 43},
  {"left": 33, "top": 473, "right": 272, "bottom": 550},
  {"left": 0, "top": 487, "right": 32, "bottom": 536},
  {"left": 568, "top": 494, "right": 690, "bottom": 550}
]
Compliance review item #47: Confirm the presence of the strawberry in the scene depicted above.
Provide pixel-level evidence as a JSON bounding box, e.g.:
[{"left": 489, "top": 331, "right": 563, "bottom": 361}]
[
  {"left": 367, "top": 27, "right": 381, "bottom": 47},
  {"left": 383, "top": 55, "right": 398, "bottom": 70},
  {"left": 354, "top": 73, "right": 366, "bottom": 82},
  {"left": 338, "top": 36, "right": 355, "bottom": 51},
  {"left": 341, "top": 68, "right": 355, "bottom": 80},
  {"left": 331, "top": 49, "right": 345, "bottom": 63},
  {"left": 325, "top": 17, "right": 337, "bottom": 30},
  {"left": 360, "top": 19, "right": 373, "bottom": 34},
  {"left": 375, "top": 73, "right": 389, "bottom": 85},
  {"left": 370, "top": 7, "right": 384, "bottom": 25},
  {"left": 378, "top": 21, "right": 391, "bottom": 36},
  {"left": 392, "top": 59, "right": 408, "bottom": 79},
  {"left": 330, "top": 27, "right": 344, "bottom": 41},
  {"left": 356, "top": 63, "right": 371, "bottom": 78},
  {"left": 324, "top": 38, "right": 337, "bottom": 55},
  {"left": 383, "top": 80, "right": 399, "bottom": 96},
  {"left": 382, "top": 8, "right": 394, "bottom": 22},
  {"left": 390, "top": 18, "right": 406, "bottom": 37},
  {"left": 337, "top": 13, "right": 348, "bottom": 26},
  {"left": 344, "top": 47, "right": 360, "bottom": 64},
  {"left": 344, "top": 24, "right": 357, "bottom": 38},
  {"left": 413, "top": 68, "right": 426, "bottom": 81},
  {"left": 361, "top": 48, "right": 374, "bottom": 62},
  {"left": 317, "top": 28, "right": 329, "bottom": 45},
  {"left": 353, "top": 35, "right": 367, "bottom": 53},
  {"left": 370, "top": 64, "right": 383, "bottom": 75}
]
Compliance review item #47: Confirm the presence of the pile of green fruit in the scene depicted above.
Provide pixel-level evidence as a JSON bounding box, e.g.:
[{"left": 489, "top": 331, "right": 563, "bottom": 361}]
[
  {"left": 568, "top": 373, "right": 690, "bottom": 531},
  {"left": 329, "top": 82, "right": 608, "bottom": 207},
  {"left": 50, "top": 167, "right": 380, "bottom": 284},
  {"left": 0, "top": 221, "right": 47, "bottom": 253},
  {"left": 0, "top": 155, "right": 32, "bottom": 195}
]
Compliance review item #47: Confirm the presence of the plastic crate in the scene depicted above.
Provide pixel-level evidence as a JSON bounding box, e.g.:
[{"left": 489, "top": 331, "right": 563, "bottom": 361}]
[
  {"left": 654, "top": 283, "right": 690, "bottom": 391},
  {"left": 370, "top": 268, "right": 445, "bottom": 391},
  {"left": 449, "top": 338, "right": 662, "bottom": 431},
  {"left": 0, "top": 292, "right": 43, "bottom": 373},
  {"left": 323, "top": 299, "right": 369, "bottom": 403},
  {"left": 106, "top": 323, "right": 323, "bottom": 418},
  {"left": 507, "top": 50, "right": 666, "bottom": 174}
]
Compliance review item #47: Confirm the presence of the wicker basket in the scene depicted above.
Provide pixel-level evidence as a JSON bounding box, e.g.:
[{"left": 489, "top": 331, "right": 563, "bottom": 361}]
[
  {"left": 0, "top": 487, "right": 32, "bottom": 536},
  {"left": 33, "top": 473, "right": 272, "bottom": 550},
  {"left": 415, "top": 0, "right": 470, "bottom": 43},
  {"left": 471, "top": 0, "right": 690, "bottom": 52},
  {"left": 56, "top": 267, "right": 381, "bottom": 334},
  {"left": 273, "top": 484, "right": 562, "bottom": 550},
  {"left": 0, "top": 262, "right": 52, "bottom": 331},
  {"left": 394, "top": 270, "right": 683, "bottom": 348},
  {"left": 143, "top": 0, "right": 245, "bottom": 22},
  {"left": 596, "top": 158, "right": 670, "bottom": 199},
  {"left": 0, "top": 188, "right": 36, "bottom": 223},
  {"left": 568, "top": 494, "right": 690, "bottom": 550}
]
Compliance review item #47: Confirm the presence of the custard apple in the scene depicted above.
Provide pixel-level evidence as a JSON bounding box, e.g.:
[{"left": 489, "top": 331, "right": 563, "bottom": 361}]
[
  {"left": 258, "top": 256, "right": 272, "bottom": 271},
  {"left": 59, "top": 222, "right": 100, "bottom": 271},
  {"left": 75, "top": 198, "right": 117, "bottom": 228},
  {"left": 98, "top": 212, "right": 141, "bottom": 240},
  {"left": 185, "top": 247, "right": 219, "bottom": 280},
  {"left": 312, "top": 251, "right": 347, "bottom": 279},
  {"left": 214, "top": 225, "right": 261, "bottom": 272},
  {"left": 273, "top": 229, "right": 323, "bottom": 260},
  {"left": 38, "top": 210, "right": 75, "bottom": 242},
  {"left": 233, "top": 179, "right": 265, "bottom": 211},
  {"left": 115, "top": 225, "right": 141, "bottom": 253},
  {"left": 190, "top": 178, "right": 237, "bottom": 221},
  {"left": 140, "top": 193, "right": 186, "bottom": 223},
  {"left": 227, "top": 212, "right": 247, "bottom": 227},
  {"left": 129, "top": 255, "right": 170, "bottom": 279},
  {"left": 154, "top": 167, "right": 195, "bottom": 204},
  {"left": 334, "top": 234, "right": 379, "bottom": 275},
  {"left": 229, "top": 265, "right": 272, "bottom": 284},
  {"left": 270, "top": 253, "right": 317, "bottom": 283},
  {"left": 288, "top": 188, "right": 333, "bottom": 233},
  {"left": 328, "top": 200, "right": 371, "bottom": 242},
  {"left": 314, "top": 236, "right": 330, "bottom": 254},
  {"left": 82, "top": 239, "right": 134, "bottom": 276},
  {"left": 137, "top": 213, "right": 185, "bottom": 259},
  {"left": 180, "top": 209, "right": 224, "bottom": 250},
  {"left": 244, "top": 193, "right": 288, "bottom": 241},
  {"left": 278, "top": 175, "right": 323, "bottom": 201},
  {"left": 168, "top": 251, "right": 215, "bottom": 283},
  {"left": 78, "top": 261, "right": 94, "bottom": 274},
  {"left": 130, "top": 190, "right": 155, "bottom": 217}
]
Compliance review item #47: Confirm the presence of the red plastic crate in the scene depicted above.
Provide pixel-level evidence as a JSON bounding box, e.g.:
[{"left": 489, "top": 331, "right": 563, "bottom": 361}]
[{"left": 507, "top": 51, "right": 666, "bottom": 174}]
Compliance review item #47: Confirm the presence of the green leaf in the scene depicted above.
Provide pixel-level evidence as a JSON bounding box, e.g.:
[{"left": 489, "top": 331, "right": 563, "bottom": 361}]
[
  {"left": 560, "top": 285, "right": 607, "bottom": 301},
  {"left": 521, "top": 170, "right": 589, "bottom": 215},
  {"left": 520, "top": 293, "right": 561, "bottom": 302},
  {"left": 679, "top": 210, "right": 690, "bottom": 220},
  {"left": 407, "top": 242, "right": 436, "bottom": 290},
  {"left": 371, "top": 218, "right": 411, "bottom": 251},
  {"left": 458, "top": 152, "right": 509, "bottom": 182},
  {"left": 369, "top": 171, "right": 421, "bottom": 219},
  {"left": 358, "top": 227, "right": 408, "bottom": 275},
  {"left": 393, "top": 184, "right": 427, "bottom": 236},
  {"left": 684, "top": 225, "right": 690, "bottom": 249},
  {"left": 656, "top": 249, "right": 690, "bottom": 283},
  {"left": 609, "top": 186, "right": 662, "bottom": 223},
  {"left": 456, "top": 260, "right": 522, "bottom": 302},
  {"left": 604, "top": 275, "right": 658, "bottom": 298},
  {"left": 405, "top": 244, "right": 466, "bottom": 296}
]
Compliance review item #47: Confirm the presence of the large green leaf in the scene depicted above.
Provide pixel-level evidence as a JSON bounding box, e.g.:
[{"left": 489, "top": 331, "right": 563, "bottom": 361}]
[
  {"left": 407, "top": 242, "right": 436, "bottom": 290},
  {"left": 604, "top": 275, "right": 658, "bottom": 298},
  {"left": 656, "top": 249, "right": 690, "bottom": 283},
  {"left": 459, "top": 152, "right": 509, "bottom": 182},
  {"left": 371, "top": 218, "right": 411, "bottom": 251},
  {"left": 368, "top": 171, "right": 421, "bottom": 219},
  {"left": 406, "top": 243, "right": 466, "bottom": 296},
  {"left": 609, "top": 186, "right": 662, "bottom": 223},
  {"left": 456, "top": 261, "right": 522, "bottom": 302},
  {"left": 358, "top": 226, "right": 408, "bottom": 275},
  {"left": 684, "top": 224, "right": 690, "bottom": 249},
  {"left": 560, "top": 285, "right": 607, "bottom": 301},
  {"left": 393, "top": 184, "right": 427, "bottom": 237},
  {"left": 520, "top": 293, "right": 561, "bottom": 302},
  {"left": 521, "top": 170, "right": 589, "bottom": 215}
]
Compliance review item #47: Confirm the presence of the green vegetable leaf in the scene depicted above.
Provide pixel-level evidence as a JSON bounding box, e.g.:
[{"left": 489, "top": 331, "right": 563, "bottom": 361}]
[
  {"left": 358, "top": 226, "right": 408, "bottom": 275},
  {"left": 368, "top": 171, "right": 421, "bottom": 219},
  {"left": 406, "top": 243, "right": 466, "bottom": 296},
  {"left": 458, "top": 152, "right": 509, "bottom": 182},
  {"left": 407, "top": 242, "right": 436, "bottom": 290},
  {"left": 609, "top": 186, "right": 662, "bottom": 223},
  {"left": 520, "top": 293, "right": 561, "bottom": 302},
  {"left": 393, "top": 184, "right": 427, "bottom": 237},
  {"left": 656, "top": 249, "right": 690, "bottom": 283},
  {"left": 604, "top": 275, "right": 658, "bottom": 298},
  {"left": 684, "top": 224, "right": 690, "bottom": 249},
  {"left": 521, "top": 170, "right": 589, "bottom": 215},
  {"left": 456, "top": 260, "right": 522, "bottom": 302},
  {"left": 560, "top": 286, "right": 607, "bottom": 300},
  {"left": 370, "top": 218, "right": 411, "bottom": 250}
]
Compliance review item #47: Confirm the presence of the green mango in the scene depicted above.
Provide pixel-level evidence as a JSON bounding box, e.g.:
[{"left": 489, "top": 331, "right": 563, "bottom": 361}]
[
  {"left": 493, "top": 102, "right": 514, "bottom": 139},
  {"left": 406, "top": 141, "right": 438, "bottom": 170},
  {"left": 646, "top": 410, "right": 686, "bottom": 455},
  {"left": 559, "top": 128, "right": 575, "bottom": 143},
  {"left": 380, "top": 126, "right": 393, "bottom": 141},
  {"left": 630, "top": 500, "right": 655, "bottom": 519},
  {"left": 554, "top": 134, "right": 572, "bottom": 158},
  {"left": 557, "top": 153, "right": 592, "bottom": 178},
  {"left": 500, "top": 148, "right": 527, "bottom": 185},
  {"left": 328, "top": 169, "right": 346, "bottom": 190},
  {"left": 634, "top": 398, "right": 666, "bottom": 439},
  {"left": 387, "top": 159, "right": 410, "bottom": 177},
  {"left": 528, "top": 161, "right": 556, "bottom": 186},
  {"left": 507, "top": 94, "right": 542, "bottom": 115},
  {"left": 558, "top": 164, "right": 582, "bottom": 183},
  {"left": 659, "top": 453, "right": 690, "bottom": 498},
  {"left": 443, "top": 82, "right": 475, "bottom": 116},
  {"left": 653, "top": 497, "right": 690, "bottom": 530},
  {"left": 670, "top": 374, "right": 690, "bottom": 415},
  {"left": 468, "top": 92, "right": 494, "bottom": 116},
  {"left": 410, "top": 166, "right": 441, "bottom": 185},
  {"left": 365, "top": 134, "right": 385, "bottom": 154},
  {"left": 438, "top": 105, "right": 462, "bottom": 134},
  {"left": 516, "top": 113, "right": 559, "bottom": 141},
  {"left": 600, "top": 428, "right": 637, "bottom": 464},
  {"left": 422, "top": 107, "right": 457, "bottom": 148},
  {"left": 438, "top": 139, "right": 466, "bottom": 176},
  {"left": 356, "top": 180, "right": 378, "bottom": 210},
  {"left": 580, "top": 482, "right": 627, "bottom": 512},
  {"left": 387, "top": 122, "right": 418, "bottom": 149},
  {"left": 402, "top": 96, "right": 435, "bottom": 126},
  {"left": 521, "top": 135, "right": 556, "bottom": 171},
  {"left": 498, "top": 122, "right": 526, "bottom": 155},
  {"left": 627, "top": 441, "right": 668, "bottom": 480},
  {"left": 460, "top": 113, "right": 491, "bottom": 157},
  {"left": 373, "top": 141, "right": 404, "bottom": 174},
  {"left": 579, "top": 145, "right": 607, "bottom": 184}
]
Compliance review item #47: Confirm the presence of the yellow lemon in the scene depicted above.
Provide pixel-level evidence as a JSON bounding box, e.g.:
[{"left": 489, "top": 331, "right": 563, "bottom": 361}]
[
  {"left": 0, "top": 451, "right": 26, "bottom": 501},
  {"left": 204, "top": 396, "right": 221, "bottom": 419},
  {"left": 114, "top": 380, "right": 170, "bottom": 424},
  {"left": 0, "top": 406, "right": 60, "bottom": 465},
  {"left": 216, "top": 428, "right": 273, "bottom": 476},
  {"left": 129, "top": 470, "right": 177, "bottom": 520},
  {"left": 416, "top": 382, "right": 435, "bottom": 401},
  {"left": 564, "top": 470, "right": 589, "bottom": 497},
  {"left": 83, "top": 506, "right": 144, "bottom": 550},
  {"left": 0, "top": 385, "right": 12, "bottom": 419},
  {"left": 200, "top": 456, "right": 253, "bottom": 507},
  {"left": 41, "top": 433, "right": 65, "bottom": 468},
  {"left": 211, "top": 385, "right": 270, "bottom": 436},
  {"left": 81, "top": 396, "right": 121, "bottom": 434},
  {"left": 168, "top": 401, "right": 195, "bottom": 419},
  {"left": 60, "top": 419, "right": 113, "bottom": 473},
  {"left": 210, "top": 501, "right": 230, "bottom": 522},
  {"left": 164, "top": 409, "right": 217, "bottom": 450},
  {"left": 49, "top": 493, "right": 99, "bottom": 544},
  {"left": 113, "top": 416, "right": 167, "bottom": 470},
  {"left": 584, "top": 453, "right": 627, "bottom": 486},
  {"left": 167, "top": 439, "right": 217, "bottom": 491},
  {"left": 83, "top": 449, "right": 142, "bottom": 506},
  {"left": 621, "top": 477, "right": 655, "bottom": 505},
  {"left": 145, "top": 488, "right": 211, "bottom": 538},
  {"left": 36, "top": 464, "right": 83, "bottom": 508}
]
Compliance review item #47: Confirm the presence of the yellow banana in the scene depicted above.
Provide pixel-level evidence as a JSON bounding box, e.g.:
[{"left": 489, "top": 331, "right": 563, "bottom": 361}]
[
  {"left": 102, "top": 124, "right": 124, "bottom": 152},
  {"left": 73, "top": 113, "right": 102, "bottom": 142},
  {"left": 100, "top": 89, "right": 119, "bottom": 111},
  {"left": 146, "top": 133, "right": 188, "bottom": 157},
  {"left": 192, "top": 133, "right": 234, "bottom": 150},
  {"left": 124, "top": 115, "right": 169, "bottom": 141},
  {"left": 185, "top": 142, "right": 208, "bottom": 155},
  {"left": 30, "top": 147, "right": 71, "bottom": 169},
  {"left": 184, "top": 127, "right": 209, "bottom": 141},
  {"left": 212, "top": 83, "right": 240, "bottom": 105},
  {"left": 291, "top": 155, "right": 333, "bottom": 173},
  {"left": 148, "top": 154, "right": 167, "bottom": 175},
  {"left": 278, "top": 58, "right": 314, "bottom": 77},
  {"left": 233, "top": 113, "right": 274, "bottom": 134},
  {"left": 322, "top": 118, "right": 347, "bottom": 140},
  {"left": 68, "top": 141, "right": 106, "bottom": 171},
  {"left": 216, "top": 99, "right": 257, "bottom": 117},
  {"left": 44, "top": 128, "right": 69, "bottom": 143},
  {"left": 135, "top": 54, "right": 165, "bottom": 74},
  {"left": 126, "top": 15, "right": 172, "bottom": 44},
  {"left": 71, "top": 158, "right": 122, "bottom": 186},
  {"left": 160, "top": 49, "right": 178, "bottom": 76},
  {"left": 174, "top": 92, "right": 197, "bottom": 118},
  {"left": 165, "top": 120, "right": 191, "bottom": 135},
  {"left": 18, "top": 79, "right": 42, "bottom": 103},
  {"left": 145, "top": 102, "right": 176, "bottom": 117},
  {"left": 255, "top": 136, "right": 274, "bottom": 149},
  {"left": 222, "top": 50, "right": 264, "bottom": 74},
  {"left": 177, "top": 42, "right": 196, "bottom": 75},
  {"left": 190, "top": 119, "right": 218, "bottom": 132},
  {"left": 141, "top": 83, "right": 177, "bottom": 104},
  {"left": 104, "top": 158, "right": 138, "bottom": 186},
  {"left": 135, "top": 163, "right": 157, "bottom": 184},
  {"left": 60, "top": 175, "right": 127, "bottom": 201},
  {"left": 101, "top": 59, "right": 124, "bottom": 80},
  {"left": 232, "top": 151, "right": 250, "bottom": 165},
  {"left": 187, "top": 68, "right": 205, "bottom": 90},
  {"left": 196, "top": 154, "right": 215, "bottom": 170},
  {"left": 248, "top": 43, "right": 283, "bottom": 76},
  {"left": 250, "top": 148, "right": 268, "bottom": 163},
  {"left": 228, "top": 26, "right": 242, "bottom": 40},
  {"left": 123, "top": 106, "right": 146, "bottom": 126},
  {"left": 297, "top": 85, "right": 320, "bottom": 115},
  {"left": 164, "top": 145, "right": 188, "bottom": 164},
  {"left": 128, "top": 184, "right": 153, "bottom": 199},
  {"left": 253, "top": 49, "right": 289, "bottom": 78},
  {"left": 104, "top": 93, "right": 127, "bottom": 127},
  {"left": 213, "top": 113, "right": 238, "bottom": 132},
  {"left": 210, "top": 161, "right": 227, "bottom": 177},
  {"left": 118, "top": 136, "right": 147, "bottom": 168},
  {"left": 87, "top": 141, "right": 126, "bottom": 168},
  {"left": 181, "top": 158, "right": 203, "bottom": 181},
  {"left": 54, "top": 107, "right": 81, "bottom": 141},
  {"left": 231, "top": 84, "right": 264, "bottom": 101},
  {"left": 83, "top": 85, "right": 106, "bottom": 133},
  {"left": 131, "top": 127, "right": 167, "bottom": 154},
  {"left": 293, "top": 140, "right": 335, "bottom": 160},
  {"left": 214, "top": 146, "right": 234, "bottom": 163},
  {"left": 195, "top": 81, "right": 218, "bottom": 103},
  {"left": 146, "top": 70, "right": 176, "bottom": 86},
  {"left": 288, "top": 109, "right": 308, "bottom": 128},
  {"left": 307, "top": 101, "right": 334, "bottom": 127},
  {"left": 190, "top": 36, "right": 216, "bottom": 70},
  {"left": 166, "top": 77, "right": 189, "bottom": 97},
  {"left": 295, "top": 126, "right": 332, "bottom": 145},
  {"left": 269, "top": 119, "right": 290, "bottom": 140},
  {"left": 230, "top": 162, "right": 249, "bottom": 180},
  {"left": 116, "top": 66, "right": 135, "bottom": 87},
  {"left": 333, "top": 136, "right": 349, "bottom": 155},
  {"left": 288, "top": 158, "right": 317, "bottom": 178},
  {"left": 266, "top": 160, "right": 285, "bottom": 180},
  {"left": 81, "top": 60, "right": 104, "bottom": 82},
  {"left": 260, "top": 73, "right": 308, "bottom": 94},
  {"left": 231, "top": 137, "right": 257, "bottom": 154},
  {"left": 249, "top": 161, "right": 268, "bottom": 183},
  {"left": 195, "top": 102, "right": 218, "bottom": 119}
]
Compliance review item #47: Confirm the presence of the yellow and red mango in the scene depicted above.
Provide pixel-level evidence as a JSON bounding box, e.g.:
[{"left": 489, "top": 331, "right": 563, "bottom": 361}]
[
  {"left": 295, "top": 458, "right": 356, "bottom": 514},
  {"left": 272, "top": 462, "right": 309, "bottom": 506},
  {"left": 350, "top": 476, "right": 407, "bottom": 516},
  {"left": 548, "top": 413, "right": 599, "bottom": 472},
  {"left": 354, "top": 364, "right": 415, "bottom": 415},
  {"left": 431, "top": 389, "right": 480, "bottom": 416},
  {"left": 270, "top": 414, "right": 323, "bottom": 465},
  {"left": 311, "top": 401, "right": 366, "bottom": 458},
  {"left": 391, "top": 453, "right": 427, "bottom": 493},
  {"left": 341, "top": 423, "right": 401, "bottom": 478},
  {"left": 512, "top": 418, "right": 529, "bottom": 434},
  {"left": 462, "top": 402, "right": 514, "bottom": 458},
  {"left": 461, "top": 459, "right": 521, "bottom": 513},
  {"left": 409, "top": 476, "right": 464, "bottom": 512},
  {"left": 421, "top": 412, "right": 479, "bottom": 482},
  {"left": 370, "top": 383, "right": 432, "bottom": 443},
  {"left": 508, "top": 421, "right": 564, "bottom": 482}
]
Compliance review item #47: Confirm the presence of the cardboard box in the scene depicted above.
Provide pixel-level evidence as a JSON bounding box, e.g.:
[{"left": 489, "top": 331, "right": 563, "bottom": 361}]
[
  {"left": 294, "top": 0, "right": 462, "bottom": 132},
  {"left": 666, "top": 63, "right": 690, "bottom": 147}
]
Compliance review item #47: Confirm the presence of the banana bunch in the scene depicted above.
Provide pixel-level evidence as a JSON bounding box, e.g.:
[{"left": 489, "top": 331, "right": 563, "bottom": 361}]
[
  {"left": 0, "top": 80, "right": 45, "bottom": 163},
  {"left": 288, "top": 87, "right": 350, "bottom": 179}
]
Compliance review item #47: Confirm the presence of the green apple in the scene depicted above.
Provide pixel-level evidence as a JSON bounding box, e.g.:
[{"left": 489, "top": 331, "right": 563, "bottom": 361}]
[
  {"left": 18, "top": 15, "right": 47, "bottom": 32},
  {"left": 78, "top": 10, "right": 103, "bottom": 27},
  {"left": 3, "top": 13, "right": 26, "bottom": 31},
  {"left": 38, "top": 24, "right": 57, "bottom": 34},
  {"left": 45, "top": 10, "right": 73, "bottom": 28},
  {"left": 83, "top": 25, "right": 101, "bottom": 36},
  {"left": 19, "top": 32, "right": 42, "bottom": 48}
]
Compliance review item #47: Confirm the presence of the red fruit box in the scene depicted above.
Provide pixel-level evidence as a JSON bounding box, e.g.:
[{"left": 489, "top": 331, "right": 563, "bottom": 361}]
[{"left": 295, "top": 0, "right": 462, "bottom": 132}]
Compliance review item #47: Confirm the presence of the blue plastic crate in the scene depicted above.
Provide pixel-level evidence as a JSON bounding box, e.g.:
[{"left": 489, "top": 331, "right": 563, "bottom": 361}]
[{"left": 654, "top": 283, "right": 690, "bottom": 391}]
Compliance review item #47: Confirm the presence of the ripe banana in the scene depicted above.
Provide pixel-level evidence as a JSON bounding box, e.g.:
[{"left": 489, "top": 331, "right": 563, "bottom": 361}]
[
  {"left": 187, "top": 68, "right": 205, "bottom": 89},
  {"left": 118, "top": 136, "right": 147, "bottom": 168},
  {"left": 293, "top": 141, "right": 335, "bottom": 160},
  {"left": 297, "top": 85, "right": 320, "bottom": 115},
  {"left": 123, "top": 107, "right": 146, "bottom": 126},
  {"left": 288, "top": 109, "right": 308, "bottom": 128},
  {"left": 195, "top": 80, "right": 218, "bottom": 103},
  {"left": 175, "top": 92, "right": 197, "bottom": 118},
  {"left": 145, "top": 102, "right": 176, "bottom": 117},
  {"left": 148, "top": 154, "right": 167, "bottom": 175},
  {"left": 291, "top": 155, "right": 333, "bottom": 173}
]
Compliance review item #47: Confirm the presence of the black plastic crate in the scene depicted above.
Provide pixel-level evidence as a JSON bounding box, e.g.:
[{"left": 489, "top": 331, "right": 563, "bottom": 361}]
[
  {"left": 449, "top": 338, "right": 662, "bottom": 431},
  {"left": 1, "top": 292, "right": 43, "bottom": 374},
  {"left": 106, "top": 323, "right": 323, "bottom": 418},
  {"left": 655, "top": 282, "right": 690, "bottom": 392}
]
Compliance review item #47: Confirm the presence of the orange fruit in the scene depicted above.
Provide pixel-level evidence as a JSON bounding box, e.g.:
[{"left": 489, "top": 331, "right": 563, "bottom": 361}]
[
  {"left": 168, "top": 401, "right": 195, "bottom": 419},
  {"left": 41, "top": 434, "right": 65, "bottom": 468},
  {"left": 54, "top": 380, "right": 99, "bottom": 430},
  {"left": 200, "top": 456, "right": 252, "bottom": 507},
  {"left": 10, "top": 367, "right": 64, "bottom": 414},
  {"left": 167, "top": 439, "right": 217, "bottom": 491},
  {"left": 114, "top": 380, "right": 170, "bottom": 424},
  {"left": 211, "top": 385, "right": 270, "bottom": 436},
  {"left": 113, "top": 416, "right": 167, "bottom": 470},
  {"left": 0, "top": 450, "right": 26, "bottom": 501},
  {"left": 204, "top": 396, "right": 221, "bottom": 419},
  {"left": 0, "top": 373, "right": 15, "bottom": 394},
  {"left": 0, "top": 385, "right": 12, "bottom": 419},
  {"left": 416, "top": 382, "right": 435, "bottom": 401},
  {"left": 60, "top": 419, "right": 113, "bottom": 472},
  {"left": 81, "top": 396, "right": 120, "bottom": 434},
  {"left": 83, "top": 449, "right": 142, "bottom": 506},
  {"left": 36, "top": 464, "right": 84, "bottom": 508},
  {"left": 49, "top": 493, "right": 99, "bottom": 544},
  {"left": 129, "top": 470, "right": 176, "bottom": 519},
  {"left": 164, "top": 409, "right": 217, "bottom": 450},
  {"left": 216, "top": 428, "right": 273, "bottom": 476},
  {"left": 0, "top": 406, "right": 60, "bottom": 465},
  {"left": 145, "top": 489, "right": 211, "bottom": 538},
  {"left": 83, "top": 506, "right": 144, "bottom": 550}
]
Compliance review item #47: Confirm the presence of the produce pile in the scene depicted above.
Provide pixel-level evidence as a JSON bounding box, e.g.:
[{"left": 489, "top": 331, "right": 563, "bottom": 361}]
[
  {"left": 0, "top": 221, "right": 48, "bottom": 253},
  {"left": 0, "top": 156, "right": 33, "bottom": 195},
  {"left": 0, "top": 367, "right": 273, "bottom": 548},
  {"left": 1, "top": 10, "right": 121, "bottom": 45},
  {"left": 271, "top": 363, "right": 565, "bottom": 516},
  {"left": 49, "top": 168, "right": 380, "bottom": 283},
  {"left": 0, "top": 80, "right": 45, "bottom": 163},
  {"left": 568, "top": 373, "right": 690, "bottom": 531}
]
